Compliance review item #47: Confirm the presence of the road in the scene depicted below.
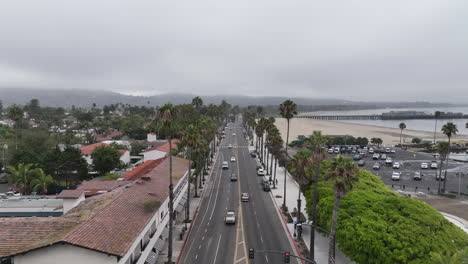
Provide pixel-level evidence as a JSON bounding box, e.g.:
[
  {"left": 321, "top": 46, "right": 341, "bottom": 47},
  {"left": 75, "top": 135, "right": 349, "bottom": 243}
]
[{"left": 180, "top": 117, "right": 298, "bottom": 264}]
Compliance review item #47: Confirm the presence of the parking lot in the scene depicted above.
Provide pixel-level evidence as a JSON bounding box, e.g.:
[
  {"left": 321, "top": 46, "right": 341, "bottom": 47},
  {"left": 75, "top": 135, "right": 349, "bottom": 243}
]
[{"left": 329, "top": 147, "right": 468, "bottom": 195}]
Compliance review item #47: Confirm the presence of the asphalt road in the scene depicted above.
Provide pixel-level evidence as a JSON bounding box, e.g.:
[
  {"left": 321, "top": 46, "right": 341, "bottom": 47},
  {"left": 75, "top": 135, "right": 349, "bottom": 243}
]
[{"left": 180, "top": 117, "right": 297, "bottom": 264}]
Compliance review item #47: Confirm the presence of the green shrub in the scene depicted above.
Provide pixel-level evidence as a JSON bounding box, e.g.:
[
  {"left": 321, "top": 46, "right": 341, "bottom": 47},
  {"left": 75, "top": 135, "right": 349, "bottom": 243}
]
[
  {"left": 305, "top": 169, "right": 468, "bottom": 264},
  {"left": 101, "top": 173, "right": 119, "bottom": 180}
]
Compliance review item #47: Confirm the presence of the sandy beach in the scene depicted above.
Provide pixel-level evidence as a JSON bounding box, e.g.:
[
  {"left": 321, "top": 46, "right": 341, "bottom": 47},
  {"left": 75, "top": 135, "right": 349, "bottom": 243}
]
[{"left": 275, "top": 118, "right": 468, "bottom": 146}]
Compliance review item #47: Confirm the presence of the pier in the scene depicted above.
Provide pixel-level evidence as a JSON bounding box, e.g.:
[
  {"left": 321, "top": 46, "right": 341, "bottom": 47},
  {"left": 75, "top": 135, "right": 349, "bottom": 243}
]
[{"left": 296, "top": 114, "right": 468, "bottom": 120}]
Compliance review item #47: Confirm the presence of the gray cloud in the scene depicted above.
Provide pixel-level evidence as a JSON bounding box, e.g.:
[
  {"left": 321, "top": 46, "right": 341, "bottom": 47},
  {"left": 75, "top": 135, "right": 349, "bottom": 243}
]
[{"left": 0, "top": 0, "right": 467, "bottom": 101}]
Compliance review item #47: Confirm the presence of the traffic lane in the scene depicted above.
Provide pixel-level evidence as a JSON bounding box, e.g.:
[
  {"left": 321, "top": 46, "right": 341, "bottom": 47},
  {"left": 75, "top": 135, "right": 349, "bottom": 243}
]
[{"left": 237, "top": 128, "right": 298, "bottom": 264}]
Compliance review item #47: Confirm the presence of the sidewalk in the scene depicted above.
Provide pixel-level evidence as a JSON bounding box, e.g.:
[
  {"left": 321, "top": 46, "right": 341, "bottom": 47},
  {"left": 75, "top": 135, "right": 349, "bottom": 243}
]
[{"left": 251, "top": 136, "right": 351, "bottom": 264}]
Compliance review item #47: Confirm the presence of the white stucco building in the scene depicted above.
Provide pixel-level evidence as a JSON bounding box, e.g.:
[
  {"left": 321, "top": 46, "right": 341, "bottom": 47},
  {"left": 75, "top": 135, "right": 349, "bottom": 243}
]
[
  {"left": 79, "top": 142, "right": 130, "bottom": 166},
  {"left": 142, "top": 139, "right": 179, "bottom": 162},
  {"left": 0, "top": 157, "right": 190, "bottom": 264}
]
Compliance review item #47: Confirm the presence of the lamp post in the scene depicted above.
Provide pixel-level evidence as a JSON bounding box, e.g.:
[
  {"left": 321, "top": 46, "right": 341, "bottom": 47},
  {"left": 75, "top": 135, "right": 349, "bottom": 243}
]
[{"left": 2, "top": 143, "right": 7, "bottom": 172}]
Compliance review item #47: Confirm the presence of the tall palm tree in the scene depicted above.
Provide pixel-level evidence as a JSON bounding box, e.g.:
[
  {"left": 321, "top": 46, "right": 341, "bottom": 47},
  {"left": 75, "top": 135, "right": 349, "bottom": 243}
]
[
  {"left": 156, "top": 103, "right": 177, "bottom": 264},
  {"left": 279, "top": 99, "right": 297, "bottom": 209},
  {"left": 441, "top": 122, "right": 458, "bottom": 193},
  {"left": 433, "top": 111, "right": 441, "bottom": 144},
  {"left": 437, "top": 142, "right": 449, "bottom": 194},
  {"left": 305, "top": 130, "right": 329, "bottom": 261},
  {"left": 181, "top": 124, "right": 201, "bottom": 223},
  {"left": 30, "top": 168, "right": 54, "bottom": 194},
  {"left": 8, "top": 104, "right": 23, "bottom": 150},
  {"left": 289, "top": 149, "right": 312, "bottom": 239},
  {"left": 191, "top": 96, "right": 203, "bottom": 110},
  {"left": 399, "top": 122, "right": 407, "bottom": 146},
  {"left": 7, "top": 163, "right": 34, "bottom": 194},
  {"left": 327, "top": 156, "right": 358, "bottom": 264}
]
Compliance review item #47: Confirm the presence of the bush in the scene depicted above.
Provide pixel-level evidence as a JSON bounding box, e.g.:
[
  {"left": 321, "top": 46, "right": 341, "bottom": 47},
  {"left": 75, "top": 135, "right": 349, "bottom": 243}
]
[
  {"left": 305, "top": 169, "right": 468, "bottom": 264},
  {"left": 141, "top": 199, "right": 161, "bottom": 213},
  {"left": 412, "top": 138, "right": 422, "bottom": 144},
  {"left": 101, "top": 173, "right": 119, "bottom": 180}
]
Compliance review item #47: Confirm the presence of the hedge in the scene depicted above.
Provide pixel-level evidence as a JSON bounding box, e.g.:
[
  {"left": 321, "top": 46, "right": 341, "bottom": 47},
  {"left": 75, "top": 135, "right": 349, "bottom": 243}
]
[{"left": 305, "top": 169, "right": 468, "bottom": 264}]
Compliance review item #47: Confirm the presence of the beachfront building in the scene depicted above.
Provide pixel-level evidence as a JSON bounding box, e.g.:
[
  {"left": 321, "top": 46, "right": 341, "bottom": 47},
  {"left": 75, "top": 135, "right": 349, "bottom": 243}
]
[
  {"left": 0, "top": 157, "right": 190, "bottom": 264},
  {"left": 142, "top": 139, "right": 179, "bottom": 162}
]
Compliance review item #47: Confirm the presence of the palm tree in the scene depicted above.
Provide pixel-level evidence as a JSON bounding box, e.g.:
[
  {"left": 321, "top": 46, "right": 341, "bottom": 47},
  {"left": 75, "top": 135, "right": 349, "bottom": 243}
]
[
  {"left": 399, "top": 122, "right": 407, "bottom": 146},
  {"left": 433, "top": 111, "right": 441, "bottom": 144},
  {"left": 437, "top": 142, "right": 449, "bottom": 194},
  {"left": 191, "top": 96, "right": 203, "bottom": 110},
  {"left": 431, "top": 248, "right": 468, "bottom": 264},
  {"left": 30, "top": 168, "right": 54, "bottom": 194},
  {"left": 156, "top": 103, "right": 177, "bottom": 264},
  {"left": 327, "top": 156, "right": 358, "bottom": 264},
  {"left": 305, "top": 130, "right": 329, "bottom": 261},
  {"left": 8, "top": 104, "right": 23, "bottom": 150},
  {"left": 7, "top": 163, "right": 34, "bottom": 194},
  {"left": 441, "top": 122, "right": 458, "bottom": 193},
  {"left": 289, "top": 149, "right": 312, "bottom": 238},
  {"left": 279, "top": 99, "right": 297, "bottom": 209},
  {"left": 181, "top": 124, "right": 201, "bottom": 224}
]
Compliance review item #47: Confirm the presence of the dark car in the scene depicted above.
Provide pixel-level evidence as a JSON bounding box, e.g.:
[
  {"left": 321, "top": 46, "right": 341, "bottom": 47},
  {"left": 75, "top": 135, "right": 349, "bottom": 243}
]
[
  {"left": 357, "top": 160, "right": 365, "bottom": 167},
  {"left": 352, "top": 154, "right": 361, "bottom": 161},
  {"left": 230, "top": 173, "right": 237, "bottom": 182},
  {"left": 250, "top": 151, "right": 257, "bottom": 158}
]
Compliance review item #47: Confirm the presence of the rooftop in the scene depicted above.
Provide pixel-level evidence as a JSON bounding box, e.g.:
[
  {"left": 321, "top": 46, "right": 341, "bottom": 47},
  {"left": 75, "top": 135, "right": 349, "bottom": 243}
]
[
  {"left": 56, "top": 190, "right": 84, "bottom": 199},
  {"left": 0, "top": 157, "right": 189, "bottom": 258},
  {"left": 143, "top": 139, "right": 180, "bottom": 153}
]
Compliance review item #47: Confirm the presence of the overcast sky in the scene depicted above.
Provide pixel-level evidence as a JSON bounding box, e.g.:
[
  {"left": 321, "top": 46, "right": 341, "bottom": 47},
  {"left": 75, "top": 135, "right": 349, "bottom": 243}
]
[{"left": 0, "top": 0, "right": 467, "bottom": 102}]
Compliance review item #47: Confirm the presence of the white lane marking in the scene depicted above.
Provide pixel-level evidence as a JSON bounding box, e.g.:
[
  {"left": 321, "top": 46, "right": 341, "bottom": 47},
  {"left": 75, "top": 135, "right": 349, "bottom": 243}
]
[
  {"left": 260, "top": 236, "right": 264, "bottom": 244},
  {"left": 205, "top": 228, "right": 207, "bottom": 233},
  {"left": 236, "top": 257, "right": 246, "bottom": 263},
  {"left": 199, "top": 245, "right": 202, "bottom": 249},
  {"left": 265, "top": 255, "right": 269, "bottom": 263},
  {"left": 254, "top": 211, "right": 256, "bottom": 215},
  {"left": 202, "top": 236, "right": 205, "bottom": 241},
  {"left": 212, "top": 234, "right": 222, "bottom": 264},
  {"left": 195, "top": 255, "right": 198, "bottom": 260}
]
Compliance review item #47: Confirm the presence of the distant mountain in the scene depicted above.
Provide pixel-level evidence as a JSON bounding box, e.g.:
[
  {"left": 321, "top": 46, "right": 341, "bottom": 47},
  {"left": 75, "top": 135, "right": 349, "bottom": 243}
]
[{"left": 0, "top": 88, "right": 457, "bottom": 109}]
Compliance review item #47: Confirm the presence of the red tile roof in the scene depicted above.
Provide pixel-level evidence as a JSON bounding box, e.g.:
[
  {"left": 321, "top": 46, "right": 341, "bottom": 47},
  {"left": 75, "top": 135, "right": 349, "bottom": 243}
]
[
  {"left": 79, "top": 143, "right": 108, "bottom": 155},
  {"left": 95, "top": 131, "right": 124, "bottom": 142},
  {"left": 123, "top": 158, "right": 166, "bottom": 181},
  {"left": 0, "top": 157, "right": 190, "bottom": 258},
  {"left": 76, "top": 180, "right": 128, "bottom": 193},
  {"left": 143, "top": 139, "right": 180, "bottom": 153}
]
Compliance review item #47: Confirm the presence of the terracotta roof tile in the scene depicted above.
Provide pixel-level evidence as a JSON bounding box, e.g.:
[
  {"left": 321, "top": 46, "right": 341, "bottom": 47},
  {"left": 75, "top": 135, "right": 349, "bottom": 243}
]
[
  {"left": 143, "top": 139, "right": 180, "bottom": 153},
  {"left": 123, "top": 158, "right": 166, "bottom": 181},
  {"left": 57, "top": 190, "right": 84, "bottom": 199}
]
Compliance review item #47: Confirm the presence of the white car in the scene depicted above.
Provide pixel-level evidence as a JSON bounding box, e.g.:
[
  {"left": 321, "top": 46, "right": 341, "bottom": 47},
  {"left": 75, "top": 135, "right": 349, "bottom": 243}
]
[
  {"left": 241, "top": 193, "right": 249, "bottom": 202},
  {"left": 385, "top": 157, "right": 393, "bottom": 165},
  {"left": 232, "top": 133, "right": 236, "bottom": 136},
  {"left": 225, "top": 211, "right": 236, "bottom": 224},
  {"left": 328, "top": 148, "right": 334, "bottom": 154},
  {"left": 430, "top": 161, "right": 438, "bottom": 169},
  {"left": 228, "top": 144, "right": 233, "bottom": 149},
  {"left": 222, "top": 161, "right": 229, "bottom": 170},
  {"left": 391, "top": 171, "right": 401, "bottom": 181},
  {"left": 420, "top": 162, "right": 428, "bottom": 169},
  {"left": 368, "top": 148, "right": 374, "bottom": 154},
  {"left": 393, "top": 162, "right": 400, "bottom": 169},
  {"left": 231, "top": 156, "right": 236, "bottom": 162},
  {"left": 257, "top": 168, "right": 266, "bottom": 176}
]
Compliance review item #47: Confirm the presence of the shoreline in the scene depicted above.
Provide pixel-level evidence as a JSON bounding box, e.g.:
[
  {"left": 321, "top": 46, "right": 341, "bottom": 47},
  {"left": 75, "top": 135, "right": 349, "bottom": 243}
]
[{"left": 275, "top": 118, "right": 468, "bottom": 146}]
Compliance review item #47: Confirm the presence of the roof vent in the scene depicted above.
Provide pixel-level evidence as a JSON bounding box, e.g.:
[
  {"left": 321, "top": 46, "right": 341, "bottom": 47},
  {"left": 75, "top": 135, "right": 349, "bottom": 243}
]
[{"left": 142, "top": 176, "right": 151, "bottom": 181}]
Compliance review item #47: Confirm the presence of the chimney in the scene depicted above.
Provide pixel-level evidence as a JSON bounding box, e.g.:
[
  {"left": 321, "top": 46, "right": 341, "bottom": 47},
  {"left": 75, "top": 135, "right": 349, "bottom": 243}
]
[{"left": 147, "top": 133, "right": 157, "bottom": 142}]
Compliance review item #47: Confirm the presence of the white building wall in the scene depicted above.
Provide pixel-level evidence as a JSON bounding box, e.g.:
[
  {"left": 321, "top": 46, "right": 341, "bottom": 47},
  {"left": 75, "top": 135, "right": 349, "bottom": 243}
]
[
  {"left": 120, "top": 151, "right": 130, "bottom": 165},
  {"left": 83, "top": 155, "right": 93, "bottom": 166},
  {"left": 14, "top": 243, "right": 118, "bottom": 264},
  {"left": 143, "top": 150, "right": 166, "bottom": 162},
  {"left": 62, "top": 194, "right": 85, "bottom": 214},
  {"left": 147, "top": 134, "right": 157, "bottom": 142}
]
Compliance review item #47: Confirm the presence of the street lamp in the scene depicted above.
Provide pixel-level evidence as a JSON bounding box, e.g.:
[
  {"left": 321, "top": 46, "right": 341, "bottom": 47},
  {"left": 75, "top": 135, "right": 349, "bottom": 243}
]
[{"left": 2, "top": 143, "right": 7, "bottom": 172}]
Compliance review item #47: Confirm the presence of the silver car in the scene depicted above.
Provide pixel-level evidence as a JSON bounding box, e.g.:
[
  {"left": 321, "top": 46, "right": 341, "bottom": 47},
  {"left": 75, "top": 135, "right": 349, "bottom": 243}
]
[
  {"left": 241, "top": 193, "right": 249, "bottom": 202},
  {"left": 225, "top": 211, "right": 236, "bottom": 224}
]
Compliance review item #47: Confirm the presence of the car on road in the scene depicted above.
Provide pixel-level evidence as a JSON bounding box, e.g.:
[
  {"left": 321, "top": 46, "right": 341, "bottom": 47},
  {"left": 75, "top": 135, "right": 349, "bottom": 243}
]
[
  {"left": 414, "top": 171, "right": 422, "bottom": 180},
  {"left": 373, "top": 162, "right": 381, "bottom": 170},
  {"left": 430, "top": 161, "right": 438, "bottom": 169},
  {"left": 380, "top": 154, "right": 387, "bottom": 160},
  {"left": 225, "top": 211, "right": 236, "bottom": 224},
  {"left": 352, "top": 154, "right": 361, "bottom": 161},
  {"left": 232, "top": 133, "right": 236, "bottom": 136},
  {"left": 385, "top": 157, "right": 393, "bottom": 165},
  {"left": 230, "top": 173, "right": 237, "bottom": 182},
  {"left": 222, "top": 161, "right": 229, "bottom": 170},
  {"left": 372, "top": 153, "right": 380, "bottom": 160},
  {"left": 250, "top": 151, "right": 257, "bottom": 158},
  {"left": 257, "top": 168, "right": 265, "bottom": 176},
  {"left": 357, "top": 160, "right": 366, "bottom": 167},
  {"left": 241, "top": 193, "right": 249, "bottom": 202},
  {"left": 262, "top": 180, "right": 270, "bottom": 191},
  {"left": 369, "top": 148, "right": 374, "bottom": 154},
  {"left": 231, "top": 156, "right": 236, "bottom": 162},
  {"left": 420, "top": 162, "right": 428, "bottom": 169},
  {"left": 228, "top": 144, "right": 233, "bottom": 149},
  {"left": 391, "top": 171, "right": 401, "bottom": 181},
  {"left": 392, "top": 162, "right": 401, "bottom": 169}
]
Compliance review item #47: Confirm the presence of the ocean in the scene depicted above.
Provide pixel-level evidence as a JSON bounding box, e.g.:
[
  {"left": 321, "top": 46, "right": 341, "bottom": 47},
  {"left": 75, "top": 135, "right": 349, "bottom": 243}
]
[{"left": 308, "top": 107, "right": 468, "bottom": 135}]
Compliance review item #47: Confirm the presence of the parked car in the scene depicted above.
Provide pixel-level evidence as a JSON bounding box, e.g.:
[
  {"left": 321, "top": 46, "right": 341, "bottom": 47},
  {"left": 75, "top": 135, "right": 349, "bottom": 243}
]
[
  {"left": 257, "top": 168, "right": 266, "bottom": 176},
  {"left": 391, "top": 171, "right": 401, "bottom": 181},
  {"left": 385, "top": 148, "right": 391, "bottom": 153},
  {"left": 230, "top": 173, "right": 238, "bottom": 182},
  {"left": 380, "top": 154, "right": 387, "bottom": 160},
  {"left": 373, "top": 162, "right": 381, "bottom": 170},
  {"left": 368, "top": 148, "right": 374, "bottom": 154},
  {"left": 231, "top": 156, "right": 236, "bottom": 162},
  {"left": 414, "top": 171, "right": 422, "bottom": 180},
  {"left": 241, "top": 193, "right": 249, "bottom": 202},
  {"left": 225, "top": 211, "right": 236, "bottom": 224},
  {"left": 222, "top": 161, "right": 229, "bottom": 170},
  {"left": 420, "top": 162, "right": 428, "bottom": 169},
  {"left": 328, "top": 148, "right": 334, "bottom": 154},
  {"left": 385, "top": 157, "right": 393, "bottom": 165},
  {"left": 393, "top": 162, "right": 401, "bottom": 169},
  {"left": 250, "top": 152, "right": 257, "bottom": 158},
  {"left": 357, "top": 160, "right": 366, "bottom": 167},
  {"left": 334, "top": 147, "right": 340, "bottom": 154},
  {"left": 430, "top": 161, "right": 438, "bottom": 169},
  {"left": 352, "top": 154, "right": 361, "bottom": 161},
  {"left": 372, "top": 153, "right": 380, "bottom": 160}
]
